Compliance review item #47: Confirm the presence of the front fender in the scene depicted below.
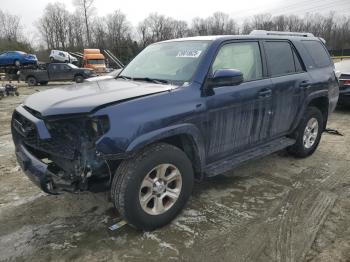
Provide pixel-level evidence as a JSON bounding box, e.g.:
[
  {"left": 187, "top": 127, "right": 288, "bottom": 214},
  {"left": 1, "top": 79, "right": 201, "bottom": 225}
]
[{"left": 127, "top": 123, "right": 206, "bottom": 167}]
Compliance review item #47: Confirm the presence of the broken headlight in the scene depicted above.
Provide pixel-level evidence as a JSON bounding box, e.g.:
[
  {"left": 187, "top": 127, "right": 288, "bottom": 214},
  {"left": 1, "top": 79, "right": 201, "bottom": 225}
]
[{"left": 90, "top": 115, "right": 110, "bottom": 138}]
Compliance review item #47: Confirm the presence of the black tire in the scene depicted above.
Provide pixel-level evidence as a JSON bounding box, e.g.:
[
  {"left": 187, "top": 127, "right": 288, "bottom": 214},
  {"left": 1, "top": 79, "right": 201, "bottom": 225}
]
[
  {"left": 40, "top": 81, "right": 48, "bottom": 86},
  {"left": 74, "top": 75, "right": 84, "bottom": 83},
  {"left": 14, "top": 59, "right": 21, "bottom": 67},
  {"left": 111, "top": 143, "right": 194, "bottom": 230},
  {"left": 64, "top": 60, "right": 68, "bottom": 63},
  {"left": 27, "top": 76, "right": 37, "bottom": 86},
  {"left": 50, "top": 57, "right": 54, "bottom": 62},
  {"left": 288, "top": 106, "right": 324, "bottom": 158}
]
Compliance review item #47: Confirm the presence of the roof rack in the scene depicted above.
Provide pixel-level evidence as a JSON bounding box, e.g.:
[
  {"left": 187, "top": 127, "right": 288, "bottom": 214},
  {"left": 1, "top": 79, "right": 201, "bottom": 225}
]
[{"left": 250, "top": 30, "right": 315, "bottom": 37}]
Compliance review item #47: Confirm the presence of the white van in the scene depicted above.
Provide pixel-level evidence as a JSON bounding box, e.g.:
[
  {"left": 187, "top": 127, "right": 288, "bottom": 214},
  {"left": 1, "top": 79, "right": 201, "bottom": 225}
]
[{"left": 49, "top": 50, "right": 78, "bottom": 64}]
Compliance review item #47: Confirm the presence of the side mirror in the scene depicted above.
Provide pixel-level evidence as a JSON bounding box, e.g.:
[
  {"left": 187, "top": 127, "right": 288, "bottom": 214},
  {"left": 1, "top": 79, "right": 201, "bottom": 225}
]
[{"left": 208, "top": 69, "right": 243, "bottom": 88}]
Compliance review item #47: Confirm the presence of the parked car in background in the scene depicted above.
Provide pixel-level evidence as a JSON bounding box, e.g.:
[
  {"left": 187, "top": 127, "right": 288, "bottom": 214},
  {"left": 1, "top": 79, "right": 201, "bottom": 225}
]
[
  {"left": 0, "top": 51, "right": 38, "bottom": 67},
  {"left": 85, "top": 68, "right": 122, "bottom": 82},
  {"left": 50, "top": 50, "right": 78, "bottom": 64},
  {"left": 334, "top": 59, "right": 350, "bottom": 106},
  {"left": 12, "top": 31, "right": 338, "bottom": 230},
  {"left": 19, "top": 63, "right": 95, "bottom": 85},
  {"left": 83, "top": 49, "right": 107, "bottom": 73}
]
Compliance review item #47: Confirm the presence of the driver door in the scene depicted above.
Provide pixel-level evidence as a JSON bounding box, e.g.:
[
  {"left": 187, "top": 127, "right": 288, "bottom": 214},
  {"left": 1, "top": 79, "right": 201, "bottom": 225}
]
[{"left": 205, "top": 41, "right": 273, "bottom": 163}]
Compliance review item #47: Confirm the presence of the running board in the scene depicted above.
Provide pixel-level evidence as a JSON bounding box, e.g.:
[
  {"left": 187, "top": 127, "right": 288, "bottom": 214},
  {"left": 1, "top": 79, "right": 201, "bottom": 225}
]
[{"left": 205, "top": 137, "right": 296, "bottom": 177}]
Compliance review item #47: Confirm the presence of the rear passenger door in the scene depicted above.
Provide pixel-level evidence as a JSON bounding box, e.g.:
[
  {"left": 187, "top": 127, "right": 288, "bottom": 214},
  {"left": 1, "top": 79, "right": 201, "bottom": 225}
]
[{"left": 263, "top": 40, "right": 310, "bottom": 137}]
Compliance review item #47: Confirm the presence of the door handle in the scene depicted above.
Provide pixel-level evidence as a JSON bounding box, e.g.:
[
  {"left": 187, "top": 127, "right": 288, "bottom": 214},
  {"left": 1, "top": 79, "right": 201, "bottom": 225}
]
[
  {"left": 299, "top": 80, "right": 311, "bottom": 89},
  {"left": 258, "top": 88, "right": 272, "bottom": 98}
]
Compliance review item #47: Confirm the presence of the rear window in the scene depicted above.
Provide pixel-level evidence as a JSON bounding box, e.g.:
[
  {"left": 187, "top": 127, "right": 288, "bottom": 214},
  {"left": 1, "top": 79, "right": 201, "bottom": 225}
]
[
  {"left": 302, "top": 40, "right": 331, "bottom": 68},
  {"left": 264, "top": 41, "right": 296, "bottom": 77}
]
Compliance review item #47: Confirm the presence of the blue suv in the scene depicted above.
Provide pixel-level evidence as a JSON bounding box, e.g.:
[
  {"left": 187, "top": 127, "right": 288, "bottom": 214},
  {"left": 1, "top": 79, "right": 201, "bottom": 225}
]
[{"left": 12, "top": 31, "right": 339, "bottom": 230}]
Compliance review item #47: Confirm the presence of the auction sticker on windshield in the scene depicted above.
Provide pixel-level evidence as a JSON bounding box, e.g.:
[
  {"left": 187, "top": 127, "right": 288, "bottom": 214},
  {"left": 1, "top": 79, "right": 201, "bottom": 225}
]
[{"left": 176, "top": 50, "right": 202, "bottom": 58}]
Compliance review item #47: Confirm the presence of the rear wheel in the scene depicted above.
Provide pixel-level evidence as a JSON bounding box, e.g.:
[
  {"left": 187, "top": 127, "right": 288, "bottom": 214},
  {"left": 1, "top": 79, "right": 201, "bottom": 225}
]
[
  {"left": 288, "top": 107, "right": 324, "bottom": 158},
  {"left": 50, "top": 57, "right": 54, "bottom": 62},
  {"left": 74, "top": 75, "right": 84, "bottom": 83},
  {"left": 27, "top": 76, "right": 37, "bottom": 86},
  {"left": 111, "top": 143, "right": 194, "bottom": 230}
]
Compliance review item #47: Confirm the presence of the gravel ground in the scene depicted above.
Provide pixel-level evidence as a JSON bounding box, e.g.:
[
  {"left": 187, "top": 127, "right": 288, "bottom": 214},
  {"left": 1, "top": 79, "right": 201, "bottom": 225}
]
[{"left": 0, "top": 82, "right": 349, "bottom": 262}]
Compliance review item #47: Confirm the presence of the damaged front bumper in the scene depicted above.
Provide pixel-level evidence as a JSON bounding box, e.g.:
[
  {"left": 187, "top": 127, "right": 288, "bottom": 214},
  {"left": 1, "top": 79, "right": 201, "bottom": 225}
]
[
  {"left": 12, "top": 104, "right": 114, "bottom": 194},
  {"left": 15, "top": 143, "right": 58, "bottom": 194}
]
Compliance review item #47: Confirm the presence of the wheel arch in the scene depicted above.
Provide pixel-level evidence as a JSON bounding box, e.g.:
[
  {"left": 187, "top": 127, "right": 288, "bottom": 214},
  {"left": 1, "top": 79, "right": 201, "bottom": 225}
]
[
  {"left": 126, "top": 124, "right": 206, "bottom": 180},
  {"left": 74, "top": 73, "right": 84, "bottom": 78},
  {"left": 292, "top": 91, "right": 329, "bottom": 132},
  {"left": 26, "top": 75, "right": 36, "bottom": 81},
  {"left": 308, "top": 96, "right": 329, "bottom": 129}
]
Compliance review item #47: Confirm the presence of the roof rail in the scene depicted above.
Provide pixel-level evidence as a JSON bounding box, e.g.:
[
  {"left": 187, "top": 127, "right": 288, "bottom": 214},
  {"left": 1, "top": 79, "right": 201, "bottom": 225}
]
[{"left": 250, "top": 30, "right": 314, "bottom": 37}]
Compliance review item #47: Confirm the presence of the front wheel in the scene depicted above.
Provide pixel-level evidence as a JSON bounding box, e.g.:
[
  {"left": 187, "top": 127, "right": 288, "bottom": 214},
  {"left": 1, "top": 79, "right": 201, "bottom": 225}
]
[
  {"left": 111, "top": 143, "right": 194, "bottom": 230},
  {"left": 288, "top": 106, "right": 324, "bottom": 158},
  {"left": 74, "top": 75, "right": 84, "bottom": 83},
  {"left": 27, "top": 76, "right": 37, "bottom": 86}
]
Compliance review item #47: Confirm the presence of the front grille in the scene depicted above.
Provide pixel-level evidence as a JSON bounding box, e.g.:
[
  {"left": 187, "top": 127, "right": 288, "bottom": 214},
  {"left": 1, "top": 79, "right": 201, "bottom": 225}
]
[{"left": 12, "top": 111, "right": 76, "bottom": 159}]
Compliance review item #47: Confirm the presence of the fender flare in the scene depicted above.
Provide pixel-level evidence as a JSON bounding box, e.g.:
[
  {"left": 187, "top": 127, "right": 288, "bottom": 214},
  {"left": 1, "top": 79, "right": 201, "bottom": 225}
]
[
  {"left": 291, "top": 90, "right": 329, "bottom": 131},
  {"left": 126, "top": 123, "right": 206, "bottom": 169}
]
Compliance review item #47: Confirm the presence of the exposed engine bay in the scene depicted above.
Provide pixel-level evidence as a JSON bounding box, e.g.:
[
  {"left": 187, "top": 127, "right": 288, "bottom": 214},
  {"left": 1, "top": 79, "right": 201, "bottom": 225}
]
[{"left": 12, "top": 106, "right": 113, "bottom": 194}]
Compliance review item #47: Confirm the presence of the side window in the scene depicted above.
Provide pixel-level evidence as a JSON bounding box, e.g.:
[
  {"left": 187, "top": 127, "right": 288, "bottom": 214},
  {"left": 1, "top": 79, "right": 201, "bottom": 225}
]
[
  {"left": 212, "top": 42, "right": 263, "bottom": 82},
  {"left": 59, "top": 64, "right": 69, "bottom": 70},
  {"left": 302, "top": 40, "right": 331, "bottom": 68},
  {"left": 59, "top": 52, "right": 65, "bottom": 57},
  {"left": 293, "top": 50, "right": 304, "bottom": 72},
  {"left": 264, "top": 41, "right": 296, "bottom": 77}
]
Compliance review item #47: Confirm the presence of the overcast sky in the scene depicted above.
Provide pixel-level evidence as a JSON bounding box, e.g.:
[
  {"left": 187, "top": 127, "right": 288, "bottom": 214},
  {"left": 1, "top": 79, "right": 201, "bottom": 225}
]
[{"left": 2, "top": 0, "right": 350, "bottom": 40}]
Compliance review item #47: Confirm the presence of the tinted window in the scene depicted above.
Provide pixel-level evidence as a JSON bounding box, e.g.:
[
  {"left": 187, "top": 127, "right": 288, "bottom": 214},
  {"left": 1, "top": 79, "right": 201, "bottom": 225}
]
[
  {"left": 212, "top": 42, "right": 263, "bottom": 82},
  {"left": 293, "top": 51, "right": 304, "bottom": 72},
  {"left": 302, "top": 40, "right": 331, "bottom": 68},
  {"left": 265, "top": 41, "right": 296, "bottom": 77},
  {"left": 60, "top": 64, "right": 70, "bottom": 70}
]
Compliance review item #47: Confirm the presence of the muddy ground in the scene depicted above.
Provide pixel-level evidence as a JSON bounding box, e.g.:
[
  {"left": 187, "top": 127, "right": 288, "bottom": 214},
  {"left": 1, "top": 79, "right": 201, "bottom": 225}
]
[{"left": 0, "top": 82, "right": 349, "bottom": 262}]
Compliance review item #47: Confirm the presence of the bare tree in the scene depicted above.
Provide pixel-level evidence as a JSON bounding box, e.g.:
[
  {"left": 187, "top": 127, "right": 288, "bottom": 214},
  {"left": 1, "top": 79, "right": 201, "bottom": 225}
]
[
  {"left": 190, "top": 12, "right": 238, "bottom": 36},
  {"left": 0, "top": 10, "right": 21, "bottom": 41},
  {"left": 37, "top": 3, "right": 70, "bottom": 50},
  {"left": 73, "top": 0, "right": 95, "bottom": 46},
  {"left": 34, "top": 7, "right": 350, "bottom": 62}
]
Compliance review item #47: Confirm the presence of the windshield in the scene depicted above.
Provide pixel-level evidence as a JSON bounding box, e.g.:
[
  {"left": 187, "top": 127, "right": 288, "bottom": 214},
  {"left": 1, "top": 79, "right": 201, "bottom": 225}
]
[
  {"left": 108, "top": 69, "right": 121, "bottom": 77},
  {"left": 120, "top": 41, "right": 210, "bottom": 83},
  {"left": 88, "top": 59, "right": 105, "bottom": 65}
]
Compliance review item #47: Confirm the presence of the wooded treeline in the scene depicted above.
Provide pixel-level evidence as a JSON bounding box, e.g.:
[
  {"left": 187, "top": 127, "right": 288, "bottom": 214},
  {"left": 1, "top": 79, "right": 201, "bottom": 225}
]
[
  {"left": 1, "top": 1, "right": 350, "bottom": 63},
  {"left": 0, "top": 10, "right": 33, "bottom": 53}
]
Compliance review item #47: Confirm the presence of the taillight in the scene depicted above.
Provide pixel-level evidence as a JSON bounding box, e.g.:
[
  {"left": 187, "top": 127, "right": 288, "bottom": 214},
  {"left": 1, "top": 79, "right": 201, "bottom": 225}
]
[{"left": 343, "top": 80, "right": 350, "bottom": 86}]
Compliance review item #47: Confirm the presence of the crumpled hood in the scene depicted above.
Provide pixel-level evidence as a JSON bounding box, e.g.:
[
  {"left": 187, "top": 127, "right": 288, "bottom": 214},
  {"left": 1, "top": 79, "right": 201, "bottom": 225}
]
[{"left": 24, "top": 79, "right": 176, "bottom": 117}]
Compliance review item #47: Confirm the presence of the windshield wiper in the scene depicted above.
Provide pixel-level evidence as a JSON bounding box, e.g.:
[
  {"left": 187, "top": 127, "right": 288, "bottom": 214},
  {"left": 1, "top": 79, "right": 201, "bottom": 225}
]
[
  {"left": 132, "top": 77, "right": 169, "bottom": 84},
  {"left": 116, "top": 75, "right": 132, "bottom": 80}
]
